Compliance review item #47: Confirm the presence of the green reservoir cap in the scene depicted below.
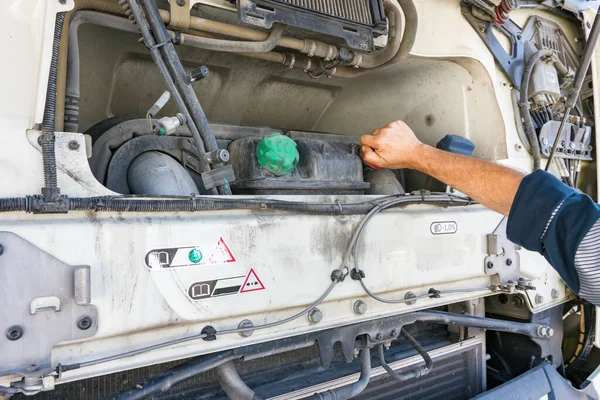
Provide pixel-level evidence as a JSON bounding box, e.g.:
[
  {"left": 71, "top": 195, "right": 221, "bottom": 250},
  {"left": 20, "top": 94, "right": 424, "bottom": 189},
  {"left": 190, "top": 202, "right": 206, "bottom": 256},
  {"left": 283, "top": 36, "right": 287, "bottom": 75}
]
[{"left": 256, "top": 134, "right": 299, "bottom": 176}]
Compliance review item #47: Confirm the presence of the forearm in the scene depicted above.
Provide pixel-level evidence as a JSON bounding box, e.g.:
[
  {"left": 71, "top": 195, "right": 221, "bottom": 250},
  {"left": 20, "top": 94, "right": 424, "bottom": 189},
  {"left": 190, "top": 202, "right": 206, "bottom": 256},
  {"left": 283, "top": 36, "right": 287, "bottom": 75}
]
[{"left": 411, "top": 144, "right": 525, "bottom": 216}]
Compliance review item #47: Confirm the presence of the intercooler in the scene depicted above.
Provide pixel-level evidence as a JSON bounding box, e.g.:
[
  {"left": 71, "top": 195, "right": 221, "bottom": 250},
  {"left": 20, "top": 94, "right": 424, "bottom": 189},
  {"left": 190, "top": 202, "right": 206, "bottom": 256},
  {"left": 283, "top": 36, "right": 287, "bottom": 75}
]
[{"left": 238, "top": 0, "right": 387, "bottom": 51}]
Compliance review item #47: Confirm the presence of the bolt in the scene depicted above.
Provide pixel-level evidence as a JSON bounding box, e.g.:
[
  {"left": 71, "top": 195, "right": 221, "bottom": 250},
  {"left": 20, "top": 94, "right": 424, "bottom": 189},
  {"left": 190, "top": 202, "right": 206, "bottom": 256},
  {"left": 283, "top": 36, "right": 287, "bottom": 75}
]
[
  {"left": 506, "top": 259, "right": 513, "bottom": 266},
  {"left": 6, "top": 325, "right": 23, "bottom": 341},
  {"left": 77, "top": 316, "right": 92, "bottom": 330},
  {"left": 535, "top": 294, "right": 544, "bottom": 305},
  {"left": 487, "top": 261, "right": 494, "bottom": 269},
  {"left": 537, "top": 326, "right": 554, "bottom": 338},
  {"left": 353, "top": 300, "right": 367, "bottom": 315},
  {"left": 177, "top": 0, "right": 185, "bottom": 6},
  {"left": 308, "top": 308, "right": 322, "bottom": 324},
  {"left": 587, "top": 21, "right": 592, "bottom": 29},
  {"left": 68, "top": 140, "right": 80, "bottom": 150},
  {"left": 237, "top": 319, "right": 254, "bottom": 337},
  {"left": 551, "top": 289, "right": 560, "bottom": 299},
  {"left": 479, "top": 24, "right": 487, "bottom": 33},
  {"left": 404, "top": 291, "right": 417, "bottom": 305},
  {"left": 542, "top": 137, "right": 549, "bottom": 145},
  {"left": 376, "top": 333, "right": 383, "bottom": 341}
]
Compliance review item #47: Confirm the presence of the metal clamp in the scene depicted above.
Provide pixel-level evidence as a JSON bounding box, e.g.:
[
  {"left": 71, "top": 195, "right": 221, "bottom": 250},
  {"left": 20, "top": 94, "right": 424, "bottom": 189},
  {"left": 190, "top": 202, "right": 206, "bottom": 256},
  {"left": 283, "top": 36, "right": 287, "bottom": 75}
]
[{"left": 484, "top": 218, "right": 521, "bottom": 282}]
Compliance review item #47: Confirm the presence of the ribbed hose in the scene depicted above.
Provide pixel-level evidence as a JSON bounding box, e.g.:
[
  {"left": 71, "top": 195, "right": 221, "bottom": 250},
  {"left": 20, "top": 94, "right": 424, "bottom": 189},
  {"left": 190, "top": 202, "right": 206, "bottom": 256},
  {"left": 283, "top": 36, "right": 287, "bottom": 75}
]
[
  {"left": 117, "top": 0, "right": 136, "bottom": 24},
  {"left": 41, "top": 12, "right": 66, "bottom": 199},
  {"left": 0, "top": 198, "right": 28, "bottom": 212}
]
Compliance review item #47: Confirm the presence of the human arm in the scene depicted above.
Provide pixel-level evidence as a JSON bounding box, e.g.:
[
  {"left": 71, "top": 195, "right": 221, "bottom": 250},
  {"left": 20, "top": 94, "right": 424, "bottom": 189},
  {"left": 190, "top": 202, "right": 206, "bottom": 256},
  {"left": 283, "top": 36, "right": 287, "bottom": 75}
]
[
  {"left": 361, "top": 121, "right": 600, "bottom": 304},
  {"left": 359, "top": 120, "right": 524, "bottom": 216}
]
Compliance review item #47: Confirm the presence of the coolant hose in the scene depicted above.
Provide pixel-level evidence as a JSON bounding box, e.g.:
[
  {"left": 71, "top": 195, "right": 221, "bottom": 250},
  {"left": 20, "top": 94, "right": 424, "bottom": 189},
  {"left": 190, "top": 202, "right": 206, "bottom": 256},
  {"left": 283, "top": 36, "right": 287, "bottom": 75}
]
[
  {"left": 313, "top": 347, "right": 371, "bottom": 400},
  {"left": 216, "top": 361, "right": 263, "bottom": 400},
  {"left": 176, "top": 24, "right": 284, "bottom": 53},
  {"left": 519, "top": 49, "right": 553, "bottom": 170},
  {"left": 40, "top": 12, "right": 66, "bottom": 200}
]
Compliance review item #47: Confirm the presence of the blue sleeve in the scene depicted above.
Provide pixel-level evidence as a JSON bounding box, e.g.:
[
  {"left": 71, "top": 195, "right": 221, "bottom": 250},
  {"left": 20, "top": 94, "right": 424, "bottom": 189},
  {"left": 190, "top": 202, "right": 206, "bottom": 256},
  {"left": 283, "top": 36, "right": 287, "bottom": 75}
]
[{"left": 507, "top": 170, "right": 600, "bottom": 295}]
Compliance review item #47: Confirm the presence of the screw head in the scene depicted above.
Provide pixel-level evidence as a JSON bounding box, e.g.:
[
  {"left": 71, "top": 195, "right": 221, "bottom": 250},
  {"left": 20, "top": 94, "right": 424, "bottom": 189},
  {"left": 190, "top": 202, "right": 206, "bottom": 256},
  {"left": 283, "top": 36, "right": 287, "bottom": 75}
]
[
  {"left": 308, "top": 308, "right": 322, "bottom": 324},
  {"left": 6, "top": 325, "right": 23, "bottom": 341},
  {"left": 506, "top": 259, "right": 513, "bottom": 266},
  {"left": 77, "top": 316, "right": 92, "bottom": 330},
  {"left": 237, "top": 319, "right": 254, "bottom": 337},
  {"left": 177, "top": 0, "right": 185, "bottom": 6},
  {"left": 353, "top": 300, "right": 367, "bottom": 315},
  {"left": 487, "top": 261, "right": 494, "bottom": 269},
  {"left": 68, "top": 140, "right": 80, "bottom": 150},
  {"left": 535, "top": 294, "right": 544, "bottom": 305},
  {"left": 404, "top": 291, "right": 417, "bottom": 305}
]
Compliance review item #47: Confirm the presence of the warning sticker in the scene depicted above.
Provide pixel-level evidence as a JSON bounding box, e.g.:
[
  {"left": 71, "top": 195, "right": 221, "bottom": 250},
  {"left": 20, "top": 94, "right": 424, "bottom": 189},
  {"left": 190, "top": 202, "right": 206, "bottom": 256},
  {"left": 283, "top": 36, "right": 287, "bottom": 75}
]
[
  {"left": 188, "top": 268, "right": 266, "bottom": 300},
  {"left": 145, "top": 236, "right": 236, "bottom": 269},
  {"left": 240, "top": 268, "right": 265, "bottom": 293}
]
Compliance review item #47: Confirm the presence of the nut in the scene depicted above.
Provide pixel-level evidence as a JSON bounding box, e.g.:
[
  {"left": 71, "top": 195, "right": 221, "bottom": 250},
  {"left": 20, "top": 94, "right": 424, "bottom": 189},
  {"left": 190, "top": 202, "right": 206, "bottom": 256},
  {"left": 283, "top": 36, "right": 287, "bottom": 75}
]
[
  {"left": 537, "top": 326, "right": 554, "bottom": 338},
  {"left": 506, "top": 259, "right": 513, "bottom": 266},
  {"left": 535, "top": 294, "right": 544, "bottom": 305},
  {"left": 353, "top": 300, "right": 367, "bottom": 315},
  {"left": 308, "top": 308, "right": 322, "bottom": 324}
]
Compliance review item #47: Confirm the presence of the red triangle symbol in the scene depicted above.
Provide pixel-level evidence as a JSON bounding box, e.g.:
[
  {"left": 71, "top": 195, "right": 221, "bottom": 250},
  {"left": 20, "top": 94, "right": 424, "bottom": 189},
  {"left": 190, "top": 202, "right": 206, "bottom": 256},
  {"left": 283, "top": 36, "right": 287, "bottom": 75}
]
[
  {"left": 240, "top": 268, "right": 265, "bottom": 293},
  {"left": 212, "top": 237, "right": 236, "bottom": 264}
]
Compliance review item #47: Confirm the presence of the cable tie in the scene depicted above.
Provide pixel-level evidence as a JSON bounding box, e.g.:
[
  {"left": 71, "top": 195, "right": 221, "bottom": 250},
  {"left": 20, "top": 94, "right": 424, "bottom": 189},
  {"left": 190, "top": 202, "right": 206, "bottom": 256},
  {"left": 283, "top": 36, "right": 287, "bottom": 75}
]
[
  {"left": 151, "top": 39, "right": 172, "bottom": 50},
  {"left": 171, "top": 30, "right": 181, "bottom": 45},
  {"left": 428, "top": 288, "right": 441, "bottom": 298},
  {"left": 335, "top": 200, "right": 343, "bottom": 213},
  {"left": 350, "top": 268, "right": 366, "bottom": 281}
]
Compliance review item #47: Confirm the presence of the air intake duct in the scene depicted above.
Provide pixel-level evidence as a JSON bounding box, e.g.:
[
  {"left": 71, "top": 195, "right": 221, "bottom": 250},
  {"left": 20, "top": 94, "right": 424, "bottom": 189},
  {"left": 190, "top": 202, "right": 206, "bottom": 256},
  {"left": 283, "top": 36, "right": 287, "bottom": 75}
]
[{"left": 238, "top": 0, "right": 387, "bottom": 51}]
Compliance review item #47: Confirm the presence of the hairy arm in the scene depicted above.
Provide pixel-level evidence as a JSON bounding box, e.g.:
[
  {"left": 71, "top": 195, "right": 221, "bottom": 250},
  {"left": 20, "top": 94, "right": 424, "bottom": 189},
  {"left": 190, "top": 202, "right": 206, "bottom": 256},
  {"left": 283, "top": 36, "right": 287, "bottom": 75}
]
[{"left": 360, "top": 121, "right": 524, "bottom": 216}]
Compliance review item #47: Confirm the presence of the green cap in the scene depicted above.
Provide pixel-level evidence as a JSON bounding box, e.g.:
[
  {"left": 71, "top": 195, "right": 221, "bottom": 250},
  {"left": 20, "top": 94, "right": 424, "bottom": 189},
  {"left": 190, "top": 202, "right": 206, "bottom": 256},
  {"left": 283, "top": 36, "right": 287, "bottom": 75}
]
[
  {"left": 188, "top": 248, "right": 203, "bottom": 264},
  {"left": 256, "top": 134, "right": 299, "bottom": 176}
]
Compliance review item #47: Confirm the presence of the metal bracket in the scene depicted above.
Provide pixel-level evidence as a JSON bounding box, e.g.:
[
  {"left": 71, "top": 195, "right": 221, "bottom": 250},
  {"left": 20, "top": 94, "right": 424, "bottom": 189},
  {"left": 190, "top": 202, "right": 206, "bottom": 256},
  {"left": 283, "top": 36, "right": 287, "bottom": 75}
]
[
  {"left": 201, "top": 165, "right": 236, "bottom": 190},
  {"left": 484, "top": 218, "right": 521, "bottom": 282},
  {"left": 0, "top": 232, "right": 97, "bottom": 377},
  {"left": 168, "top": 0, "right": 203, "bottom": 31},
  {"left": 539, "top": 121, "right": 593, "bottom": 160},
  {"left": 462, "top": 3, "right": 525, "bottom": 88}
]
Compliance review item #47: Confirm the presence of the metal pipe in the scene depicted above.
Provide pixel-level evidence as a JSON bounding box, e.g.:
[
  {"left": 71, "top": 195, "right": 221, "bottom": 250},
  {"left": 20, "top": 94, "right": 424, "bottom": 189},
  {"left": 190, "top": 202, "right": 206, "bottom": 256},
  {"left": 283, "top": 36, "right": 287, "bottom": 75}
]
[
  {"left": 116, "top": 351, "right": 239, "bottom": 400},
  {"left": 412, "top": 310, "right": 552, "bottom": 338},
  {"left": 547, "top": 8, "right": 600, "bottom": 171},
  {"left": 216, "top": 361, "right": 263, "bottom": 400},
  {"left": 138, "top": 0, "right": 231, "bottom": 194},
  {"left": 176, "top": 24, "right": 284, "bottom": 53},
  {"left": 377, "top": 329, "right": 433, "bottom": 382},
  {"left": 313, "top": 347, "right": 371, "bottom": 400}
]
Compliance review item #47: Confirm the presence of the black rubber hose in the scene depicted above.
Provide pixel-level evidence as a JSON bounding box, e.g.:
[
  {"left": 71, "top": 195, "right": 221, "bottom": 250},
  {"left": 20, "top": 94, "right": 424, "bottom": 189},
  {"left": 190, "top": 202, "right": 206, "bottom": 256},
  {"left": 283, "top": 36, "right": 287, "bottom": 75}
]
[
  {"left": 519, "top": 49, "right": 553, "bottom": 170},
  {"left": 40, "top": 12, "right": 66, "bottom": 200},
  {"left": 216, "top": 361, "right": 263, "bottom": 400},
  {"left": 313, "top": 347, "right": 371, "bottom": 400},
  {"left": 114, "top": 351, "right": 239, "bottom": 400},
  {"left": 377, "top": 330, "right": 432, "bottom": 382}
]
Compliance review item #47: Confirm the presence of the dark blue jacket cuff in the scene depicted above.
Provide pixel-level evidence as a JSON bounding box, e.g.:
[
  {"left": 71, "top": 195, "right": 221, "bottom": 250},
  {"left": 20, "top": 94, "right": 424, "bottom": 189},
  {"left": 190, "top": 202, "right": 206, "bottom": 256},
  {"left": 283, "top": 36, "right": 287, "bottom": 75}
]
[{"left": 507, "top": 170, "right": 576, "bottom": 253}]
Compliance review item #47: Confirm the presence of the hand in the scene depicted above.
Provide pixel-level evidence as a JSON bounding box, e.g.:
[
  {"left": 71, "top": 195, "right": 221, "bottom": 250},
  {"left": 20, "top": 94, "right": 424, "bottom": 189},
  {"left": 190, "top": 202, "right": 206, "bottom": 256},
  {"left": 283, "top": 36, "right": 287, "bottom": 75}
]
[{"left": 360, "top": 120, "right": 424, "bottom": 170}]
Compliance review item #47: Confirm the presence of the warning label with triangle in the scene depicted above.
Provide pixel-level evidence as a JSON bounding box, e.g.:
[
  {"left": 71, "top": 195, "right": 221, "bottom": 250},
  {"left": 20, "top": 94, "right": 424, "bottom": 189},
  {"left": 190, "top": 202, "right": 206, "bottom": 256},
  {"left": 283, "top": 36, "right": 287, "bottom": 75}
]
[{"left": 239, "top": 268, "right": 266, "bottom": 293}]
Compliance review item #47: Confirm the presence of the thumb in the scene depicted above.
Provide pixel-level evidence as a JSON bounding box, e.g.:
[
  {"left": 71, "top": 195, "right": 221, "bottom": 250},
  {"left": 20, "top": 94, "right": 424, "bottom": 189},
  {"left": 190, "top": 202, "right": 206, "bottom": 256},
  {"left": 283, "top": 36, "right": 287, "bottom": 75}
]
[{"left": 361, "top": 146, "right": 384, "bottom": 168}]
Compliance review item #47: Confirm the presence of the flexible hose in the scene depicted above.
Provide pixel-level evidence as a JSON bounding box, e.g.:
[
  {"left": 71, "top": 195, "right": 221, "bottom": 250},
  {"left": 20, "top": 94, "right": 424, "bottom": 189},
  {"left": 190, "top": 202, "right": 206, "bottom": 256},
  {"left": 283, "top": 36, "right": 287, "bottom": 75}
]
[
  {"left": 519, "top": 49, "right": 553, "bottom": 170},
  {"left": 177, "top": 24, "right": 284, "bottom": 53},
  {"left": 377, "top": 329, "right": 432, "bottom": 382},
  {"left": 40, "top": 12, "right": 66, "bottom": 199},
  {"left": 216, "top": 361, "right": 263, "bottom": 400},
  {"left": 511, "top": 89, "right": 532, "bottom": 153}
]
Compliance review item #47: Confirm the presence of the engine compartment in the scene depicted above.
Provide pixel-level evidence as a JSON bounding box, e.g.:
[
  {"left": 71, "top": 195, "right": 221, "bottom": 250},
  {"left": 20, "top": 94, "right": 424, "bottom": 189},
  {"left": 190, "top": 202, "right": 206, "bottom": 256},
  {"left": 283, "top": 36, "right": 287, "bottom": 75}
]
[{"left": 1, "top": 0, "right": 599, "bottom": 398}]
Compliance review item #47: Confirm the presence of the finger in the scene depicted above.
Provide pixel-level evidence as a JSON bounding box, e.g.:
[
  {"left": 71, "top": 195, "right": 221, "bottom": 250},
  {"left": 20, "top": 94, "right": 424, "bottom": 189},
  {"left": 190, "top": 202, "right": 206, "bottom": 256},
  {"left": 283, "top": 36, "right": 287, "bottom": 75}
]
[
  {"left": 360, "top": 134, "right": 379, "bottom": 148},
  {"left": 361, "top": 146, "right": 382, "bottom": 166}
]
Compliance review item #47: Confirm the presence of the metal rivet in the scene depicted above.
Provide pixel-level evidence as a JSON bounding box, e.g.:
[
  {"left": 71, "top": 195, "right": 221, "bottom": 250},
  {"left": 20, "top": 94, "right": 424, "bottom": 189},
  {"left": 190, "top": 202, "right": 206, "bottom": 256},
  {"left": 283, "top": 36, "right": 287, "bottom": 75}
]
[
  {"left": 308, "top": 308, "right": 322, "bottom": 324},
  {"left": 535, "top": 294, "right": 544, "bottom": 305},
  {"left": 237, "top": 319, "right": 254, "bottom": 338},
  {"left": 487, "top": 261, "right": 494, "bottom": 269},
  {"left": 76, "top": 316, "right": 92, "bottom": 330},
  {"left": 404, "top": 292, "right": 417, "bottom": 305},
  {"left": 506, "top": 259, "right": 513, "bottom": 266},
  {"left": 6, "top": 325, "right": 23, "bottom": 341},
  {"left": 353, "top": 300, "right": 367, "bottom": 315},
  {"left": 68, "top": 140, "right": 80, "bottom": 150}
]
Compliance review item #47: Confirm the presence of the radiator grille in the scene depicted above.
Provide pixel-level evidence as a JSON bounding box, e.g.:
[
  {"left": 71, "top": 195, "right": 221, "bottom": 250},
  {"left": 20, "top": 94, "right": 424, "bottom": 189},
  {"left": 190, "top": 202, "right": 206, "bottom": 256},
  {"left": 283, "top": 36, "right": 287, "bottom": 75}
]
[{"left": 272, "top": 0, "right": 374, "bottom": 25}]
